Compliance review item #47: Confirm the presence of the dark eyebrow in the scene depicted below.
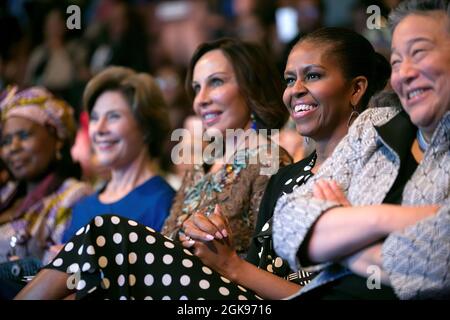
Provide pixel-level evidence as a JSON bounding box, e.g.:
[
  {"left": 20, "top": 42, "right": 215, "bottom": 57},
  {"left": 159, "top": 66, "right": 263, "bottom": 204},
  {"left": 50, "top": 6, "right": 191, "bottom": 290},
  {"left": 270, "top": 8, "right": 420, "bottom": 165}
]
[{"left": 284, "top": 64, "right": 323, "bottom": 76}]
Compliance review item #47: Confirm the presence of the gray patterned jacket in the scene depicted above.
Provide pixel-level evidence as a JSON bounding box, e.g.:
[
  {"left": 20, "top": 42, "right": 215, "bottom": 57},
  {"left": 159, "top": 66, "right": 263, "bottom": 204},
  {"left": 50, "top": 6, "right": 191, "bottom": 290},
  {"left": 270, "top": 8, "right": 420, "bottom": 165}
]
[{"left": 273, "top": 106, "right": 450, "bottom": 299}]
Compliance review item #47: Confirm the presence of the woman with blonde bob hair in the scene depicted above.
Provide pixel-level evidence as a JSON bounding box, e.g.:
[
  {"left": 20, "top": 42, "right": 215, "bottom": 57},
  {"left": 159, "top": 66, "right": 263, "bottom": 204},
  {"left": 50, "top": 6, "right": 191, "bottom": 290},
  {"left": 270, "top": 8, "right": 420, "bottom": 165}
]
[{"left": 61, "top": 66, "right": 175, "bottom": 242}]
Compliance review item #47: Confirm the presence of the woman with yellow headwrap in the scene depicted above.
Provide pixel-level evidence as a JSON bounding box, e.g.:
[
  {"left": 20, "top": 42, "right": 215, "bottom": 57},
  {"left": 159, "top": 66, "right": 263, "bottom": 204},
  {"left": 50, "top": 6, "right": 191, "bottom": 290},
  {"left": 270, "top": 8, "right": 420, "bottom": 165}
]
[{"left": 0, "top": 87, "right": 92, "bottom": 288}]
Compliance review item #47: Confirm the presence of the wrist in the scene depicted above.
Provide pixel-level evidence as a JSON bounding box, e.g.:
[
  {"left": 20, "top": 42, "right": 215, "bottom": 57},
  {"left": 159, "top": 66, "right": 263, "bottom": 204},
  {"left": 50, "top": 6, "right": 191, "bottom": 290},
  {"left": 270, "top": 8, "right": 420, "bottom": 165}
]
[{"left": 220, "top": 252, "right": 244, "bottom": 282}]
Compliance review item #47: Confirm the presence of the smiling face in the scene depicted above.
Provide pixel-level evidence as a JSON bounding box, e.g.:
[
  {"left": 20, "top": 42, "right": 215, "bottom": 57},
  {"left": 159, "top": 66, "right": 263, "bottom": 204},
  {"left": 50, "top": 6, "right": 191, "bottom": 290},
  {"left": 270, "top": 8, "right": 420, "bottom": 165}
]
[
  {"left": 192, "top": 49, "right": 252, "bottom": 136},
  {"left": 89, "top": 90, "right": 147, "bottom": 169},
  {"left": 1, "top": 117, "right": 59, "bottom": 181},
  {"left": 390, "top": 13, "right": 450, "bottom": 137},
  {"left": 283, "top": 41, "right": 355, "bottom": 140}
]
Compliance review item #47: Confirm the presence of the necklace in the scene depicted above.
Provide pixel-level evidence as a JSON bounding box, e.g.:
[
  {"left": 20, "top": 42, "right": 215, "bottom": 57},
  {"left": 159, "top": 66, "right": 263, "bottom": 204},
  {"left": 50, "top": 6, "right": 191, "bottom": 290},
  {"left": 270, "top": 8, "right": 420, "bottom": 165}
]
[{"left": 417, "top": 129, "right": 430, "bottom": 152}]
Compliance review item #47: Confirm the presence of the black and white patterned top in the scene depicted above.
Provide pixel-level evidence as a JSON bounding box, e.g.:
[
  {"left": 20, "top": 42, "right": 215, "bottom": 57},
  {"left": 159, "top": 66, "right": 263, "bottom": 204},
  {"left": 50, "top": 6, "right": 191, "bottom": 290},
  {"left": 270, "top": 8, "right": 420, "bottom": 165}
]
[{"left": 246, "top": 151, "right": 317, "bottom": 286}]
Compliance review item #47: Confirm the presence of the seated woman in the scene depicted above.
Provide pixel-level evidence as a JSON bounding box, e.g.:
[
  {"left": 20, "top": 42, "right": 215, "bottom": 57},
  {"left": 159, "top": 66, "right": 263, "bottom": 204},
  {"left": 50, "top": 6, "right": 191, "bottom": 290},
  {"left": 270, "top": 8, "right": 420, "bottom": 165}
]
[
  {"left": 14, "top": 32, "right": 389, "bottom": 300},
  {"left": 178, "top": 28, "right": 391, "bottom": 298},
  {"left": 62, "top": 66, "right": 175, "bottom": 242},
  {"left": 272, "top": 0, "right": 450, "bottom": 300},
  {"left": 0, "top": 86, "right": 92, "bottom": 270}
]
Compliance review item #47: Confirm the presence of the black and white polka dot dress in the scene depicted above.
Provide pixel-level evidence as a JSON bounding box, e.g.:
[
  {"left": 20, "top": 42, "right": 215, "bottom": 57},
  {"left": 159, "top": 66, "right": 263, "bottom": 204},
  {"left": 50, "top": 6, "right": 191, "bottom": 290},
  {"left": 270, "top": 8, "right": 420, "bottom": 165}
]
[{"left": 46, "top": 215, "right": 261, "bottom": 300}]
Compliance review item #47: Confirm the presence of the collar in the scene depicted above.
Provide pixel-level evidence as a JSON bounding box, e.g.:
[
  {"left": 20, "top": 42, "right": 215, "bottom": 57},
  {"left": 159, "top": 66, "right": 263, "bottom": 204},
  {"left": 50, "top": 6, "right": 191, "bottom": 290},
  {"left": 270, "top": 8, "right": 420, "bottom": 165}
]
[{"left": 375, "top": 109, "right": 417, "bottom": 160}]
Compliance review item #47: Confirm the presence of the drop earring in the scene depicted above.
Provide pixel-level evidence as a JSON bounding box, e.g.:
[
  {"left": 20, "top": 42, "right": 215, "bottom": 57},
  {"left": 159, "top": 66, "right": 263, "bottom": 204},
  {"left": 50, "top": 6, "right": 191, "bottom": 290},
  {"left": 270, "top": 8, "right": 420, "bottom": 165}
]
[
  {"left": 56, "top": 149, "right": 62, "bottom": 161},
  {"left": 347, "top": 105, "right": 359, "bottom": 127}
]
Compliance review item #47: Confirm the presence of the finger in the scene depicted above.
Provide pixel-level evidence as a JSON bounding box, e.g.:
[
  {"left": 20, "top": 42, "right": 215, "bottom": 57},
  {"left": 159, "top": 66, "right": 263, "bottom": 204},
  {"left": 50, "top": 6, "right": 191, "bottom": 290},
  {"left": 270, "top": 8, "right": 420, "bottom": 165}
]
[
  {"left": 184, "top": 212, "right": 219, "bottom": 237},
  {"left": 209, "top": 205, "right": 229, "bottom": 238},
  {"left": 183, "top": 219, "right": 215, "bottom": 241},
  {"left": 313, "top": 180, "right": 326, "bottom": 199},
  {"left": 178, "top": 232, "right": 191, "bottom": 242},
  {"left": 181, "top": 239, "right": 196, "bottom": 248},
  {"left": 318, "top": 180, "right": 340, "bottom": 202},
  {"left": 329, "top": 181, "right": 351, "bottom": 206}
]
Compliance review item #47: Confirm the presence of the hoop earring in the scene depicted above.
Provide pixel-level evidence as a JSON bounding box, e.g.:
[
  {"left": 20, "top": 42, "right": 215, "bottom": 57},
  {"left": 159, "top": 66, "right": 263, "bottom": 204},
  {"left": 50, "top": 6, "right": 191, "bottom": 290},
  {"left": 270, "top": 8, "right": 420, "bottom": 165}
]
[{"left": 347, "top": 107, "right": 359, "bottom": 128}]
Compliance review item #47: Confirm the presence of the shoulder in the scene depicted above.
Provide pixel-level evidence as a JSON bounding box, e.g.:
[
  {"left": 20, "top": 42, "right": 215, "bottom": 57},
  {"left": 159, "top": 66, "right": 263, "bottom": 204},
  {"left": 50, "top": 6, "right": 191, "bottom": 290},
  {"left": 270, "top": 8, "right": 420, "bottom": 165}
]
[
  {"left": 139, "top": 176, "right": 175, "bottom": 197},
  {"left": 54, "top": 178, "right": 93, "bottom": 208},
  {"left": 351, "top": 107, "right": 402, "bottom": 133}
]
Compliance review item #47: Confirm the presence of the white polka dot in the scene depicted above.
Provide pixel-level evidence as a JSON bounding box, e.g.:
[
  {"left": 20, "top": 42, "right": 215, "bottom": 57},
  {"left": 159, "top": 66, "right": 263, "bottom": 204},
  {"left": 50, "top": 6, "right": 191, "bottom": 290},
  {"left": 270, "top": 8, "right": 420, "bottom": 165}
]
[
  {"left": 76, "top": 227, "right": 85, "bottom": 236},
  {"left": 261, "top": 223, "right": 270, "bottom": 232},
  {"left": 94, "top": 216, "right": 103, "bottom": 227},
  {"left": 220, "top": 276, "right": 231, "bottom": 283},
  {"left": 292, "top": 185, "right": 299, "bottom": 191},
  {"left": 274, "top": 257, "right": 283, "bottom": 268},
  {"left": 64, "top": 242, "right": 74, "bottom": 252},
  {"left": 96, "top": 236, "right": 106, "bottom": 247},
  {"left": 130, "top": 296, "right": 135, "bottom": 300},
  {"left": 180, "top": 296, "right": 188, "bottom": 300},
  {"left": 52, "top": 258, "right": 63, "bottom": 267},
  {"left": 98, "top": 256, "right": 108, "bottom": 268},
  {"left": 183, "top": 249, "right": 193, "bottom": 256},
  {"left": 119, "top": 296, "right": 127, "bottom": 300},
  {"left": 162, "top": 274, "right": 172, "bottom": 286},
  {"left": 113, "top": 233, "right": 122, "bottom": 244},
  {"left": 144, "top": 274, "right": 154, "bottom": 286},
  {"left": 76, "top": 280, "right": 86, "bottom": 290},
  {"left": 145, "top": 226, "right": 155, "bottom": 233},
  {"left": 199, "top": 280, "right": 210, "bottom": 289},
  {"left": 182, "top": 259, "right": 193, "bottom": 268},
  {"left": 198, "top": 297, "right": 205, "bottom": 300},
  {"left": 237, "top": 285, "right": 247, "bottom": 292},
  {"left": 284, "top": 178, "right": 293, "bottom": 185},
  {"left": 180, "top": 275, "right": 191, "bottom": 286},
  {"left": 238, "top": 295, "right": 248, "bottom": 300},
  {"left": 202, "top": 266, "right": 212, "bottom": 275},
  {"left": 304, "top": 165, "right": 312, "bottom": 171},
  {"left": 219, "top": 287, "right": 230, "bottom": 296},
  {"left": 78, "top": 245, "right": 84, "bottom": 255},
  {"left": 117, "top": 275, "right": 125, "bottom": 287},
  {"left": 163, "top": 254, "right": 173, "bottom": 265},
  {"left": 162, "top": 296, "right": 171, "bottom": 300},
  {"left": 68, "top": 263, "right": 79, "bottom": 273},
  {"left": 82, "top": 262, "right": 91, "bottom": 272},
  {"left": 128, "top": 252, "right": 137, "bottom": 264},
  {"left": 84, "top": 224, "right": 90, "bottom": 233},
  {"left": 146, "top": 235, "right": 156, "bottom": 244},
  {"left": 296, "top": 175, "right": 304, "bottom": 183},
  {"left": 145, "top": 252, "right": 154, "bottom": 264},
  {"left": 144, "top": 296, "right": 153, "bottom": 300},
  {"left": 86, "top": 245, "right": 95, "bottom": 255},
  {"left": 128, "top": 220, "right": 138, "bottom": 227},
  {"left": 266, "top": 264, "right": 273, "bottom": 273},
  {"left": 111, "top": 216, "right": 120, "bottom": 224},
  {"left": 101, "top": 278, "right": 110, "bottom": 289},
  {"left": 115, "top": 253, "right": 124, "bottom": 265},
  {"left": 129, "top": 274, "right": 136, "bottom": 286},
  {"left": 255, "top": 295, "right": 263, "bottom": 300},
  {"left": 164, "top": 241, "right": 175, "bottom": 249},
  {"left": 129, "top": 232, "right": 138, "bottom": 243}
]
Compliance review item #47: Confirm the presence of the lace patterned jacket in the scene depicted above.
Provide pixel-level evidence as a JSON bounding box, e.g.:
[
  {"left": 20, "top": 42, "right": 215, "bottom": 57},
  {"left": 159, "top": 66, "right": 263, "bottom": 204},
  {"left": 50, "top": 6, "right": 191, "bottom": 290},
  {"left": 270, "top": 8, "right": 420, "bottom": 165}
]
[
  {"left": 162, "top": 141, "right": 292, "bottom": 254},
  {"left": 273, "top": 107, "right": 450, "bottom": 299}
]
